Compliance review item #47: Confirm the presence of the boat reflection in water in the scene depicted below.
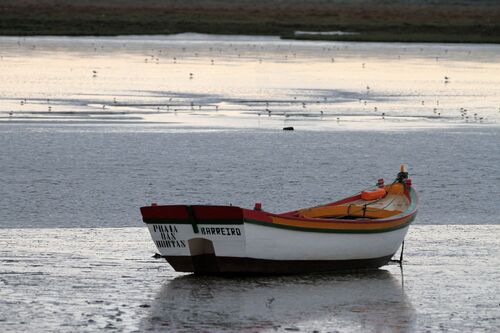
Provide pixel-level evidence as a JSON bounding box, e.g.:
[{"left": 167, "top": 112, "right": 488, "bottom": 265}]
[{"left": 141, "top": 270, "right": 415, "bottom": 332}]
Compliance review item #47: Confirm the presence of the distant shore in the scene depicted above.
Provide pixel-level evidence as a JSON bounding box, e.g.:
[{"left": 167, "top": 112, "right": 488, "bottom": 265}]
[{"left": 1, "top": 0, "right": 500, "bottom": 43}]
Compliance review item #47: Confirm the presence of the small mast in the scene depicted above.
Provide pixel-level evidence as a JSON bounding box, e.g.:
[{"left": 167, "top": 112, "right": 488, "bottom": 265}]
[{"left": 396, "top": 164, "right": 409, "bottom": 183}]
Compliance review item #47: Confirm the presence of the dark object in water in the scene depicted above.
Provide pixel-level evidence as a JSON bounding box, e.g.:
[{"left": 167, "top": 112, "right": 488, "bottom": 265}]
[
  {"left": 152, "top": 253, "right": 163, "bottom": 259},
  {"left": 283, "top": 126, "right": 294, "bottom": 131}
]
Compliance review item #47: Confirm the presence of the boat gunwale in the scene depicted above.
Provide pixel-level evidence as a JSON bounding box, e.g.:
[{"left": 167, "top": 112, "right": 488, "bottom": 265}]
[
  {"left": 267, "top": 185, "right": 418, "bottom": 225},
  {"left": 243, "top": 215, "right": 415, "bottom": 234},
  {"left": 141, "top": 184, "right": 418, "bottom": 233}
]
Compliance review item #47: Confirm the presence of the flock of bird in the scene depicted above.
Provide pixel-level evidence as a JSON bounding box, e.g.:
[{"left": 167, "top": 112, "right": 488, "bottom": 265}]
[
  {"left": 82, "top": 66, "right": 492, "bottom": 124},
  {"left": 2, "top": 40, "right": 498, "bottom": 125},
  {"left": 8, "top": 82, "right": 494, "bottom": 125}
]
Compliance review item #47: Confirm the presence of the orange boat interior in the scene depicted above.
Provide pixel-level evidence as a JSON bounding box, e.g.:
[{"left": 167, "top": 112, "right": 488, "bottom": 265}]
[{"left": 292, "top": 182, "right": 410, "bottom": 220}]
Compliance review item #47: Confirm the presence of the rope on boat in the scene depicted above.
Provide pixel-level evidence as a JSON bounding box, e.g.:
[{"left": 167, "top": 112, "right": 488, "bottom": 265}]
[
  {"left": 336, "top": 178, "right": 399, "bottom": 219},
  {"left": 390, "top": 241, "right": 405, "bottom": 266}
]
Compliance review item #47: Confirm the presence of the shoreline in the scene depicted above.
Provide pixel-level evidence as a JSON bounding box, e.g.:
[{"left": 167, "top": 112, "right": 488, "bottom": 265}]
[
  {"left": 1, "top": 0, "right": 499, "bottom": 44},
  {"left": 2, "top": 32, "right": 500, "bottom": 45}
]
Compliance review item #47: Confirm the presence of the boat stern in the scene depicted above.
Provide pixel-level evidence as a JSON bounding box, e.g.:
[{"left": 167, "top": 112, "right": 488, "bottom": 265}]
[{"left": 140, "top": 204, "right": 247, "bottom": 273}]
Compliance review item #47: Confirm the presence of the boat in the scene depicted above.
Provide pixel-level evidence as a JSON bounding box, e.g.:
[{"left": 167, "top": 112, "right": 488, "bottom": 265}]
[{"left": 140, "top": 166, "right": 418, "bottom": 274}]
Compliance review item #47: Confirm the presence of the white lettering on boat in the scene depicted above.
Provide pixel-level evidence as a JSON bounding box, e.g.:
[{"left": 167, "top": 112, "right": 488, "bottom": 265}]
[{"left": 200, "top": 227, "right": 242, "bottom": 236}]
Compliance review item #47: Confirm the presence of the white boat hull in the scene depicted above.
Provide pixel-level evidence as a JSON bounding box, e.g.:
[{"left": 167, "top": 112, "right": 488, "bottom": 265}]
[{"left": 147, "top": 222, "right": 409, "bottom": 273}]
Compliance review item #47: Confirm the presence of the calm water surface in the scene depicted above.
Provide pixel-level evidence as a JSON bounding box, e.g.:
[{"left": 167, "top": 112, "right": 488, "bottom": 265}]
[
  {"left": 0, "top": 124, "right": 499, "bottom": 227},
  {"left": 0, "top": 35, "right": 499, "bottom": 228}
]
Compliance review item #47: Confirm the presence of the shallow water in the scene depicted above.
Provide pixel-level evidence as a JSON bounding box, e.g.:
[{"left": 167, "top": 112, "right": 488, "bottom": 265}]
[
  {"left": 1, "top": 34, "right": 499, "bottom": 130},
  {"left": 0, "top": 124, "right": 499, "bottom": 228},
  {"left": 1, "top": 34, "right": 499, "bottom": 227},
  {"left": 0, "top": 226, "right": 498, "bottom": 332},
  {"left": 0, "top": 35, "right": 499, "bottom": 229}
]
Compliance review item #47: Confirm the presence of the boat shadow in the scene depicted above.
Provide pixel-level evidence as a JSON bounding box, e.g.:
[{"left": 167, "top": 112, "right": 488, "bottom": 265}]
[{"left": 140, "top": 269, "right": 415, "bottom": 332}]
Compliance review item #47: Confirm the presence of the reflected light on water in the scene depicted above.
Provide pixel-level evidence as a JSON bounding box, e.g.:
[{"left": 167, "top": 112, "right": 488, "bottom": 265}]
[
  {"left": 142, "top": 270, "right": 415, "bottom": 332},
  {"left": 1, "top": 35, "right": 499, "bottom": 130}
]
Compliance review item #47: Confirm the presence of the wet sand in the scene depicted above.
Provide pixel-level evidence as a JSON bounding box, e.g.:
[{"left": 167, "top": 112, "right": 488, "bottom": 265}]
[{"left": 0, "top": 225, "right": 498, "bottom": 332}]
